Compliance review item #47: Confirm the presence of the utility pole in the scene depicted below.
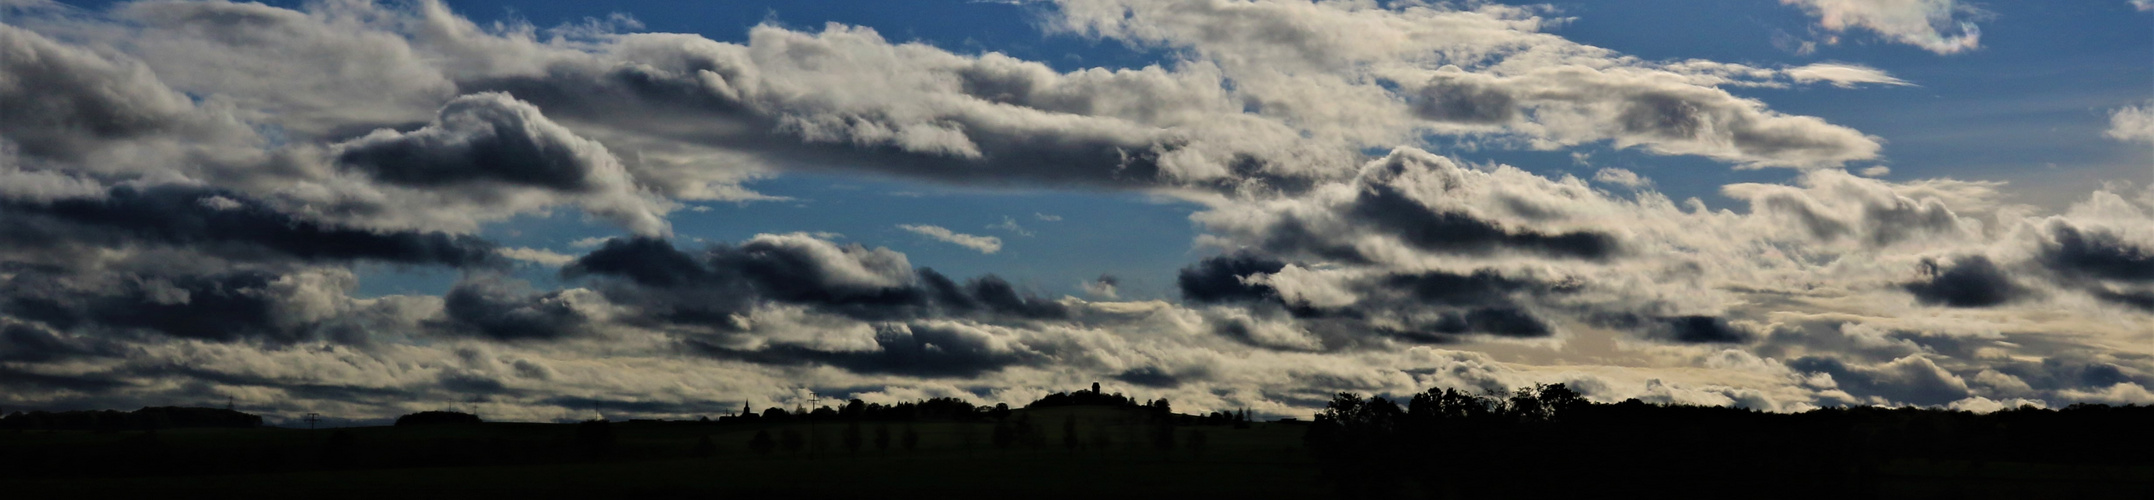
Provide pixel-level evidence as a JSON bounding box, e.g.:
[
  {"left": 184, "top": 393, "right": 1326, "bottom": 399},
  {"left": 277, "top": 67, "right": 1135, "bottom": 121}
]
[
  {"left": 225, "top": 396, "right": 234, "bottom": 411},
  {"left": 303, "top": 412, "right": 321, "bottom": 430}
]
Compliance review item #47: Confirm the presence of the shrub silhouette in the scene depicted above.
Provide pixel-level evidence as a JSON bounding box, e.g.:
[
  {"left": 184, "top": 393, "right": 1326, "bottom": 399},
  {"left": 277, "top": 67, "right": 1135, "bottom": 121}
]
[
  {"left": 873, "top": 425, "right": 891, "bottom": 453},
  {"left": 900, "top": 426, "right": 919, "bottom": 452},
  {"left": 319, "top": 430, "right": 356, "bottom": 468},
  {"left": 779, "top": 429, "right": 804, "bottom": 454}
]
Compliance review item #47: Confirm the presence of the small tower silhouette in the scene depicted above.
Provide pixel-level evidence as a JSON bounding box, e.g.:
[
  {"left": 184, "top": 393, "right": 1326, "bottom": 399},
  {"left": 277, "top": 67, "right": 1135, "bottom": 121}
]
[
  {"left": 741, "top": 400, "right": 751, "bottom": 418},
  {"left": 1091, "top": 382, "right": 1101, "bottom": 394}
]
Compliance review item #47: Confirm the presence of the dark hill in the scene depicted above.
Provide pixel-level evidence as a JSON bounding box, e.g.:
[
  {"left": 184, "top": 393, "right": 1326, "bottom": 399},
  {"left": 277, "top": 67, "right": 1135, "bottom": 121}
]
[{"left": 392, "top": 410, "right": 482, "bottom": 426}]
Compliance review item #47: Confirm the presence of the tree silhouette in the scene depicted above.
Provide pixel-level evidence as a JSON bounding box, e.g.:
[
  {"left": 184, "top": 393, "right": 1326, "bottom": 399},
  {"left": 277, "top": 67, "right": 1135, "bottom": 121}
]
[
  {"left": 748, "top": 430, "right": 776, "bottom": 456},
  {"left": 689, "top": 435, "right": 717, "bottom": 458},
  {"left": 991, "top": 419, "right": 1017, "bottom": 450},
  {"left": 1062, "top": 415, "right": 1080, "bottom": 452},
  {"left": 1150, "top": 422, "right": 1177, "bottom": 454},
  {"left": 841, "top": 422, "right": 863, "bottom": 455}
]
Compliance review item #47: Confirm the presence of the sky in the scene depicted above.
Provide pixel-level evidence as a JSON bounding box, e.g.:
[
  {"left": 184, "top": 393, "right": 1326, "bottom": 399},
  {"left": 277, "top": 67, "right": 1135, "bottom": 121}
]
[{"left": 1, "top": 0, "right": 2150, "bottom": 424}]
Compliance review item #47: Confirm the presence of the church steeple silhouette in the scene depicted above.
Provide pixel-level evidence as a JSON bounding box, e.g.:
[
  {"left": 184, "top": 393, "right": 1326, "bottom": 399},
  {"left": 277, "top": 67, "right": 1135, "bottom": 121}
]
[{"left": 741, "top": 400, "right": 751, "bottom": 417}]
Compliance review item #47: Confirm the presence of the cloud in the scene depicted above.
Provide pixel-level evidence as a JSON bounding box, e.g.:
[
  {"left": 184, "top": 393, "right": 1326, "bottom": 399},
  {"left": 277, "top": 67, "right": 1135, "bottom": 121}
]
[
  {"left": 1082, "top": 274, "right": 1120, "bottom": 299},
  {"left": 564, "top": 234, "right": 1064, "bottom": 328},
  {"left": 988, "top": 216, "right": 1034, "bottom": 236},
  {"left": 899, "top": 224, "right": 1004, "bottom": 254},
  {"left": 0, "top": 266, "right": 389, "bottom": 344},
  {"left": 1902, "top": 255, "right": 2031, "bottom": 307},
  {"left": 1592, "top": 168, "right": 1651, "bottom": 188},
  {"left": 0, "top": 25, "right": 248, "bottom": 164},
  {"left": 1784, "top": 63, "right": 1911, "bottom": 88},
  {"left": 2106, "top": 101, "right": 2154, "bottom": 145},
  {"left": 1053, "top": 0, "right": 1883, "bottom": 168},
  {"left": 0, "top": 184, "right": 503, "bottom": 268},
  {"left": 333, "top": 93, "right": 673, "bottom": 236},
  {"left": 2135, "top": 0, "right": 2154, "bottom": 12},
  {"left": 431, "top": 276, "right": 596, "bottom": 341},
  {"left": 496, "top": 247, "right": 577, "bottom": 267},
  {"left": 685, "top": 322, "right": 1048, "bottom": 378},
  {"left": 3, "top": 0, "right": 2152, "bottom": 424},
  {"left": 1781, "top": 0, "right": 1984, "bottom": 55}
]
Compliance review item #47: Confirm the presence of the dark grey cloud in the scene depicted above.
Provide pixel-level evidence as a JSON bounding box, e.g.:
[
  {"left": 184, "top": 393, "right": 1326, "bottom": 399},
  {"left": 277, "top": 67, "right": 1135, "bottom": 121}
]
[
  {"left": 1788, "top": 355, "right": 1971, "bottom": 407},
  {"left": 336, "top": 94, "right": 610, "bottom": 191},
  {"left": 2040, "top": 223, "right": 2154, "bottom": 282},
  {"left": 331, "top": 93, "right": 669, "bottom": 235},
  {"left": 536, "top": 396, "right": 743, "bottom": 418},
  {"left": 458, "top": 58, "right": 1222, "bottom": 194},
  {"left": 1347, "top": 182, "right": 1617, "bottom": 261},
  {"left": 565, "top": 236, "right": 1067, "bottom": 330},
  {"left": 0, "top": 25, "right": 217, "bottom": 162},
  {"left": 1988, "top": 358, "right": 2148, "bottom": 394},
  {"left": 0, "top": 185, "right": 502, "bottom": 268},
  {"left": 1176, "top": 253, "right": 1287, "bottom": 303},
  {"left": 2090, "top": 288, "right": 2154, "bottom": 312},
  {"left": 1180, "top": 254, "right": 1566, "bottom": 345},
  {"left": 1382, "top": 270, "right": 1549, "bottom": 307},
  {"left": 1903, "top": 255, "right": 2029, "bottom": 307},
  {"left": 2, "top": 270, "right": 290, "bottom": 343},
  {"left": 1422, "top": 307, "right": 1550, "bottom": 338},
  {"left": 436, "top": 371, "right": 516, "bottom": 396},
  {"left": 1413, "top": 72, "right": 1518, "bottom": 124},
  {"left": 1860, "top": 197, "right": 1961, "bottom": 247},
  {"left": 0, "top": 365, "right": 130, "bottom": 393},
  {"left": 1591, "top": 314, "right": 1756, "bottom": 344},
  {"left": 432, "top": 277, "right": 591, "bottom": 341},
  {"left": 0, "top": 321, "right": 128, "bottom": 363},
  {"left": 684, "top": 322, "right": 1043, "bottom": 378},
  {"left": 1335, "top": 167, "right": 1619, "bottom": 257}
]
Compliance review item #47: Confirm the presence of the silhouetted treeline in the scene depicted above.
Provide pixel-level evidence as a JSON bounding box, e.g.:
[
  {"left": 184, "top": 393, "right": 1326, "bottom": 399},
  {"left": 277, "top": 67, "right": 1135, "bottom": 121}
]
[
  {"left": 392, "top": 411, "right": 481, "bottom": 426},
  {"left": 1301, "top": 384, "right": 2154, "bottom": 499},
  {"left": 0, "top": 407, "right": 261, "bottom": 431}
]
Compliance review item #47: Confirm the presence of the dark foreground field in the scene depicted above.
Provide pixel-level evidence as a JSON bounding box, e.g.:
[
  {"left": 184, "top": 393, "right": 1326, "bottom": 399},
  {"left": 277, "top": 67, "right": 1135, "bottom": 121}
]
[
  {"left": 5, "top": 405, "right": 1324, "bottom": 498},
  {"left": 6, "top": 395, "right": 2151, "bottom": 499}
]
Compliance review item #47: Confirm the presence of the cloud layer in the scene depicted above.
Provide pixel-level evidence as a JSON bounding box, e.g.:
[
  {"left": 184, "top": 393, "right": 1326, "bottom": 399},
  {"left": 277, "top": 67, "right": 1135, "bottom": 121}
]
[
  {"left": 1782, "top": 0, "right": 1985, "bottom": 54},
  {"left": 0, "top": 0, "right": 2147, "bottom": 423}
]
